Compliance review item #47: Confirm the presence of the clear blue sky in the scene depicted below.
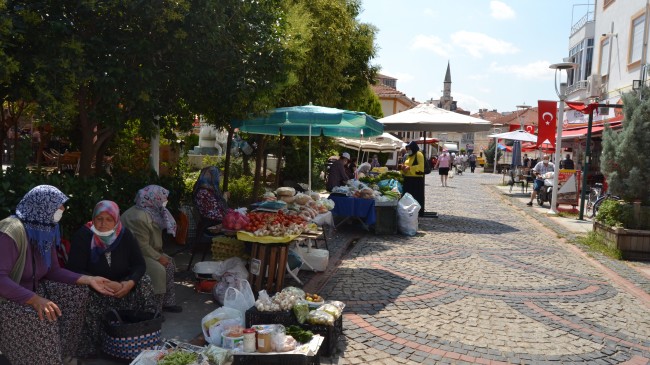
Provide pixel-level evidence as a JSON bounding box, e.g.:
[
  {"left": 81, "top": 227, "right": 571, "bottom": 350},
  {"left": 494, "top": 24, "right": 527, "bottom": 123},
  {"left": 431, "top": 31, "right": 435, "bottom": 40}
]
[{"left": 357, "top": 0, "right": 593, "bottom": 114}]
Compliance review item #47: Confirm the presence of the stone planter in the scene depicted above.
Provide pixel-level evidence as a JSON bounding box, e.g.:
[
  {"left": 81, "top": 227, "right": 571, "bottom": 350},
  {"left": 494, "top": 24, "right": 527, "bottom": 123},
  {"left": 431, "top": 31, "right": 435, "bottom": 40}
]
[{"left": 593, "top": 221, "right": 650, "bottom": 260}]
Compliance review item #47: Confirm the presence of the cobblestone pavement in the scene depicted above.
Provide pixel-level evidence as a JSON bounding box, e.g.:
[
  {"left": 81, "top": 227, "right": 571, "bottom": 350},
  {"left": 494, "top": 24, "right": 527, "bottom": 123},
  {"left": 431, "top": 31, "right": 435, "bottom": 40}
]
[{"left": 313, "top": 169, "right": 650, "bottom": 365}]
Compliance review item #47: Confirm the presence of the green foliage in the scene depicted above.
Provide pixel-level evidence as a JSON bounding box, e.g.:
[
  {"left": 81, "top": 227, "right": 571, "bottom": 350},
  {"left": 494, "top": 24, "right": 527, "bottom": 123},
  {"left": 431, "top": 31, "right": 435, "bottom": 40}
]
[
  {"left": 280, "top": 136, "right": 338, "bottom": 190},
  {"left": 227, "top": 175, "right": 256, "bottom": 207},
  {"left": 483, "top": 139, "right": 503, "bottom": 168},
  {"left": 600, "top": 89, "right": 650, "bottom": 205},
  {"left": 595, "top": 199, "right": 631, "bottom": 228},
  {"left": 183, "top": 134, "right": 199, "bottom": 154},
  {"left": 576, "top": 231, "right": 623, "bottom": 260}
]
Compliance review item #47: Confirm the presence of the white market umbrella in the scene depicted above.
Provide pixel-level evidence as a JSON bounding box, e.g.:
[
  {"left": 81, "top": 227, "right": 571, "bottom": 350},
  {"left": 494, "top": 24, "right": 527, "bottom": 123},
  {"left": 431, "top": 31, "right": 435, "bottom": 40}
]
[
  {"left": 379, "top": 103, "right": 493, "bottom": 133},
  {"left": 487, "top": 129, "right": 538, "bottom": 143}
]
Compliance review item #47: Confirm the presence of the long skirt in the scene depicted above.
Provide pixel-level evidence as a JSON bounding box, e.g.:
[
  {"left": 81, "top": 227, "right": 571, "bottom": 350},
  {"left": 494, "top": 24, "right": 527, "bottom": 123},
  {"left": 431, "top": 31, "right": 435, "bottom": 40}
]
[
  {"left": 144, "top": 256, "right": 177, "bottom": 310},
  {"left": 75, "top": 275, "right": 157, "bottom": 358},
  {"left": 403, "top": 176, "right": 425, "bottom": 217},
  {"left": 0, "top": 281, "right": 89, "bottom": 365}
]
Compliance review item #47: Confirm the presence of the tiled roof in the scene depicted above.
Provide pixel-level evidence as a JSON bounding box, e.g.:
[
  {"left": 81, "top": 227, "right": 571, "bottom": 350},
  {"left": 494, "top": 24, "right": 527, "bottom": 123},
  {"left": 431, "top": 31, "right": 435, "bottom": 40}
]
[{"left": 471, "top": 110, "right": 503, "bottom": 122}]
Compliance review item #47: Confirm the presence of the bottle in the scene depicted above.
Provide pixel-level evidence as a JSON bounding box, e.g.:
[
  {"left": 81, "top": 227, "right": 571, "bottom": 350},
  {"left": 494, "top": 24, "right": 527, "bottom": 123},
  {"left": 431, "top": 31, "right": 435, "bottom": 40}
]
[{"left": 243, "top": 328, "right": 257, "bottom": 353}]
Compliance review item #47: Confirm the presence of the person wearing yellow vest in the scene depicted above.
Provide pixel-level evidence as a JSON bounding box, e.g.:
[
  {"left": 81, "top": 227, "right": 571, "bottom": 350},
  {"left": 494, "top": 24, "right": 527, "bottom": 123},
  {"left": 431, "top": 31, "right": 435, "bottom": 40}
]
[{"left": 401, "top": 141, "right": 425, "bottom": 217}]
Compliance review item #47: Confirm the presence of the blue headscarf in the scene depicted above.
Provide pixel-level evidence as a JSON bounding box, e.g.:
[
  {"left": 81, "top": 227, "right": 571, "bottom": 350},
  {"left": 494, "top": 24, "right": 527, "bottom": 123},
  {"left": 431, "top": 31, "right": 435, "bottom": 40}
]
[{"left": 14, "top": 185, "right": 69, "bottom": 268}]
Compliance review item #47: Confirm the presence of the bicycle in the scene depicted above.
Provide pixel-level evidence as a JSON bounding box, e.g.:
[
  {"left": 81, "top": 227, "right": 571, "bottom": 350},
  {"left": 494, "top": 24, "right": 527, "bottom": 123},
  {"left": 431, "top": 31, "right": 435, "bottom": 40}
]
[
  {"left": 585, "top": 183, "right": 603, "bottom": 218},
  {"left": 592, "top": 191, "right": 621, "bottom": 218}
]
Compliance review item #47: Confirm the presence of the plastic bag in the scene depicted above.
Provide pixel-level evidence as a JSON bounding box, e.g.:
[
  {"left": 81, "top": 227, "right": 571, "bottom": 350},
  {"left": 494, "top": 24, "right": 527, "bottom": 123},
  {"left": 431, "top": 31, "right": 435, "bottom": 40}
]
[
  {"left": 211, "top": 257, "right": 249, "bottom": 281},
  {"left": 397, "top": 193, "right": 420, "bottom": 236},
  {"left": 292, "top": 300, "right": 310, "bottom": 324},
  {"left": 201, "top": 307, "right": 244, "bottom": 346},
  {"left": 306, "top": 310, "right": 335, "bottom": 326},
  {"left": 377, "top": 179, "right": 404, "bottom": 195},
  {"left": 317, "top": 303, "right": 342, "bottom": 320},
  {"left": 213, "top": 272, "right": 249, "bottom": 306},
  {"left": 222, "top": 208, "right": 249, "bottom": 231},
  {"left": 223, "top": 279, "right": 255, "bottom": 317}
]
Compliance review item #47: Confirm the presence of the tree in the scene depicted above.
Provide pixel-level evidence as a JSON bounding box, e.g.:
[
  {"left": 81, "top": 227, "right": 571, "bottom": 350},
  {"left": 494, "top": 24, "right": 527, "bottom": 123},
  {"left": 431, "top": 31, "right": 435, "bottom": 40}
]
[{"left": 600, "top": 89, "right": 650, "bottom": 205}]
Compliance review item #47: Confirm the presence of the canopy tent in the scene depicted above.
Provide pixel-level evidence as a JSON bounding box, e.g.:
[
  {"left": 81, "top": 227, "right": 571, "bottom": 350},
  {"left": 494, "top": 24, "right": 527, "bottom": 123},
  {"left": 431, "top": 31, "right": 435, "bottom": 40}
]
[
  {"left": 231, "top": 104, "right": 383, "bottom": 190},
  {"left": 379, "top": 103, "right": 493, "bottom": 133}
]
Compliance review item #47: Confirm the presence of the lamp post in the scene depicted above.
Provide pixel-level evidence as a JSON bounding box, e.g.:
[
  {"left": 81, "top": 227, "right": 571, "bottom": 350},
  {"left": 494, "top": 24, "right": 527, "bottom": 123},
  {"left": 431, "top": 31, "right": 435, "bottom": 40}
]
[
  {"left": 548, "top": 62, "right": 577, "bottom": 214},
  {"left": 516, "top": 104, "right": 531, "bottom": 131},
  {"left": 438, "top": 133, "right": 447, "bottom": 155}
]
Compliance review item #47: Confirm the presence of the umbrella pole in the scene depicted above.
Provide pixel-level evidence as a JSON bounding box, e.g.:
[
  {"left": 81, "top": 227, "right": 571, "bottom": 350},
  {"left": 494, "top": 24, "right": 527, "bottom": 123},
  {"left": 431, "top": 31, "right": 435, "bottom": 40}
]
[
  {"left": 309, "top": 125, "right": 312, "bottom": 191},
  {"left": 275, "top": 132, "right": 284, "bottom": 188},
  {"left": 223, "top": 127, "right": 234, "bottom": 192}
]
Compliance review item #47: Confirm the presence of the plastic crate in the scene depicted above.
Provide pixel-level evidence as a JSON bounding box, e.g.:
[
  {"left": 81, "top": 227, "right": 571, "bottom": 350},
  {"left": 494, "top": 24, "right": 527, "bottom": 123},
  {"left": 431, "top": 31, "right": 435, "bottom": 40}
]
[
  {"left": 245, "top": 307, "right": 299, "bottom": 328},
  {"left": 300, "top": 315, "right": 342, "bottom": 357},
  {"left": 233, "top": 353, "right": 319, "bottom": 365}
]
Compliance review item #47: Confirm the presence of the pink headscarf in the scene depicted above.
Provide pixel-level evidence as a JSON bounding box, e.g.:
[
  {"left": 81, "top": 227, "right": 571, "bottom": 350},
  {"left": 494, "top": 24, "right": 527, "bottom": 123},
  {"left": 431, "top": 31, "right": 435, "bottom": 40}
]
[
  {"left": 134, "top": 185, "right": 177, "bottom": 236},
  {"left": 85, "top": 200, "right": 124, "bottom": 263}
]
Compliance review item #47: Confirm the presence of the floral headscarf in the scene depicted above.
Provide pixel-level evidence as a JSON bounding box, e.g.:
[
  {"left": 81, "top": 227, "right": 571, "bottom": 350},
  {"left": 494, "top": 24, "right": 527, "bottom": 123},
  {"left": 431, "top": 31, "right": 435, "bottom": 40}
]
[
  {"left": 14, "top": 185, "right": 68, "bottom": 268},
  {"left": 134, "top": 185, "right": 176, "bottom": 237},
  {"left": 85, "top": 200, "right": 124, "bottom": 263},
  {"left": 192, "top": 166, "right": 227, "bottom": 204}
]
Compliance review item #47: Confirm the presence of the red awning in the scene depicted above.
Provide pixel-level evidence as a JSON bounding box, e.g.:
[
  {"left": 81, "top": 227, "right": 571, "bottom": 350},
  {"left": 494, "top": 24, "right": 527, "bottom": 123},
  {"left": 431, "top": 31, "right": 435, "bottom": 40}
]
[{"left": 561, "top": 122, "right": 622, "bottom": 138}]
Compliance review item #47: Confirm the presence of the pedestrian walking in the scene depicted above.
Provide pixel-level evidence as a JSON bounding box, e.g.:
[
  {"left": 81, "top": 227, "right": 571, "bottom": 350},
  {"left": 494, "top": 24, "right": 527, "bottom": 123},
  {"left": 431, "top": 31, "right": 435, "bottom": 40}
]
[
  {"left": 468, "top": 153, "right": 477, "bottom": 173},
  {"left": 435, "top": 149, "right": 452, "bottom": 187}
]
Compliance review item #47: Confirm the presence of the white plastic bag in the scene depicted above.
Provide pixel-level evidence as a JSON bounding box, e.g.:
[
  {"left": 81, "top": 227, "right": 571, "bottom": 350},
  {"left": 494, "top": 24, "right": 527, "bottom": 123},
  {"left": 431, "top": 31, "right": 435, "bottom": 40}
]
[
  {"left": 201, "top": 307, "right": 244, "bottom": 346},
  {"left": 223, "top": 279, "right": 255, "bottom": 317},
  {"left": 212, "top": 257, "right": 249, "bottom": 281},
  {"left": 397, "top": 193, "right": 420, "bottom": 236}
]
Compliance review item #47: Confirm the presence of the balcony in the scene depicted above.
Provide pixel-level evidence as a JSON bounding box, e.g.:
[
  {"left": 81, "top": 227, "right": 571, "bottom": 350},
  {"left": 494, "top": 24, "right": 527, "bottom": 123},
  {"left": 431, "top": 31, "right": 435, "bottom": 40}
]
[{"left": 566, "top": 80, "right": 589, "bottom": 95}]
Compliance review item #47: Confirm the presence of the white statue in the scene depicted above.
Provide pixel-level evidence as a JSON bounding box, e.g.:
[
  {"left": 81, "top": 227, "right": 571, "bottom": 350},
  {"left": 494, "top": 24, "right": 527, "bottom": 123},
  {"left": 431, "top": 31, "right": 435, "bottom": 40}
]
[{"left": 198, "top": 124, "right": 229, "bottom": 156}]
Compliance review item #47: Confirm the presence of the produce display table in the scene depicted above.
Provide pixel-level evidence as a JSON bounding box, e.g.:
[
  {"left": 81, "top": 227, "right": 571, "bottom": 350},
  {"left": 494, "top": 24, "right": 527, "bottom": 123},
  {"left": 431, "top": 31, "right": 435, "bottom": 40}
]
[
  {"left": 327, "top": 195, "right": 376, "bottom": 230},
  {"left": 232, "top": 335, "right": 324, "bottom": 365}
]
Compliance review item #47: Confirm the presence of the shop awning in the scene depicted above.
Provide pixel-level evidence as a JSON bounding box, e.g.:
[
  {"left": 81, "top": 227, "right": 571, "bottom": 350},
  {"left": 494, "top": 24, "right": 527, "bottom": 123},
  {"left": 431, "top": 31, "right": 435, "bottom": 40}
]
[{"left": 561, "top": 122, "right": 621, "bottom": 139}]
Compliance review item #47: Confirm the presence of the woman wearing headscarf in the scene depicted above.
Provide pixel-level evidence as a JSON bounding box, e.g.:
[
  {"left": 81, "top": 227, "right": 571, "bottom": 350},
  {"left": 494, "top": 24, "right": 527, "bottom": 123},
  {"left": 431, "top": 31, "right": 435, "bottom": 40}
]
[
  {"left": 401, "top": 141, "right": 426, "bottom": 217},
  {"left": 120, "top": 185, "right": 181, "bottom": 313},
  {"left": 0, "top": 185, "right": 113, "bottom": 365},
  {"left": 67, "top": 200, "right": 156, "bottom": 357},
  {"left": 192, "top": 166, "right": 229, "bottom": 225}
]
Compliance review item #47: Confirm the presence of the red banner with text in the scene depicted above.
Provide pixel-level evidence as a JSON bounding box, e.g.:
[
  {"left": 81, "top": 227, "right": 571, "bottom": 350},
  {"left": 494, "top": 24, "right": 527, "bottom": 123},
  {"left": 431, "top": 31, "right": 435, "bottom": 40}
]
[{"left": 537, "top": 100, "right": 557, "bottom": 147}]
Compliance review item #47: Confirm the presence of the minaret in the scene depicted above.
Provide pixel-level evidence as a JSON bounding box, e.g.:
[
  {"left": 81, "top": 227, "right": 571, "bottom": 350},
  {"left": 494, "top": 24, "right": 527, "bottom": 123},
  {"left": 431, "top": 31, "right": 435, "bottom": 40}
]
[{"left": 439, "top": 61, "right": 454, "bottom": 110}]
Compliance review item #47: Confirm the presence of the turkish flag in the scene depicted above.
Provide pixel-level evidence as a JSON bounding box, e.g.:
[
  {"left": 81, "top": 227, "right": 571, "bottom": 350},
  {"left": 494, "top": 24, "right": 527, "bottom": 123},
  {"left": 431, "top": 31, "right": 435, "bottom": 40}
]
[{"left": 537, "top": 100, "right": 557, "bottom": 147}]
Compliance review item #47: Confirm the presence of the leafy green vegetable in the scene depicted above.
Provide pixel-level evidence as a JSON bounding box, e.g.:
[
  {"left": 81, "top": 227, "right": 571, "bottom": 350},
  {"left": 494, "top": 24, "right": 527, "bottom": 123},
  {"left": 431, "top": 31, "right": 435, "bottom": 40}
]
[
  {"left": 158, "top": 351, "right": 198, "bottom": 365},
  {"left": 286, "top": 325, "right": 314, "bottom": 343}
]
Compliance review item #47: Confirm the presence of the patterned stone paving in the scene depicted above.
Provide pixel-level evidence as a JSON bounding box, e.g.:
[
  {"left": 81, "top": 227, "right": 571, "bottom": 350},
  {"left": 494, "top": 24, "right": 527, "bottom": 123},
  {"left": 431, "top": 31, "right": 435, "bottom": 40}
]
[{"left": 314, "top": 170, "right": 650, "bottom": 364}]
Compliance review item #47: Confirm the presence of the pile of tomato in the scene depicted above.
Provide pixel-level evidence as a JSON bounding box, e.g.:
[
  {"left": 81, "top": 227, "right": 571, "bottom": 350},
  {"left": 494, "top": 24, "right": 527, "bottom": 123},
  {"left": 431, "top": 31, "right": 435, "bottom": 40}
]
[{"left": 243, "top": 211, "right": 307, "bottom": 233}]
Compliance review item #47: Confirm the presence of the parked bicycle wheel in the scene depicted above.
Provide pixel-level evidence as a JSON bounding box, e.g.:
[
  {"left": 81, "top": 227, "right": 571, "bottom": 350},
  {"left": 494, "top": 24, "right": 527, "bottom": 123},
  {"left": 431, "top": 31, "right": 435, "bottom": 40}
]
[
  {"left": 592, "top": 194, "right": 620, "bottom": 218},
  {"left": 585, "top": 188, "right": 601, "bottom": 218}
]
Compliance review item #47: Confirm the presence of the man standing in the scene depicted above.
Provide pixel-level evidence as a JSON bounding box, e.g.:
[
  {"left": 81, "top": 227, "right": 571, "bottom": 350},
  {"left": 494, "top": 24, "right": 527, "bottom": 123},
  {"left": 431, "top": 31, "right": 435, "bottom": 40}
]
[
  {"left": 527, "top": 155, "right": 555, "bottom": 206},
  {"left": 559, "top": 154, "right": 574, "bottom": 170},
  {"left": 468, "top": 153, "right": 477, "bottom": 173},
  {"left": 326, "top": 152, "right": 350, "bottom": 192}
]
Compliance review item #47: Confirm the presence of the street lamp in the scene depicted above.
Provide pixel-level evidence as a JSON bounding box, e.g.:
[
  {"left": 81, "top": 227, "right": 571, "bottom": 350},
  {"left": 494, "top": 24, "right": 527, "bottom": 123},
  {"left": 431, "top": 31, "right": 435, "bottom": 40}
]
[
  {"left": 516, "top": 104, "right": 531, "bottom": 131},
  {"left": 548, "top": 62, "right": 578, "bottom": 214}
]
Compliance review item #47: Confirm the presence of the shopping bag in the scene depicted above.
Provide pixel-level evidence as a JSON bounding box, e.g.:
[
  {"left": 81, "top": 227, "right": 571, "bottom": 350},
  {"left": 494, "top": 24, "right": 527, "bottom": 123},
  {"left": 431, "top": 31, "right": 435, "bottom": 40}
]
[
  {"left": 201, "top": 307, "right": 244, "bottom": 346},
  {"left": 223, "top": 279, "right": 255, "bottom": 317},
  {"left": 449, "top": 169, "right": 455, "bottom": 179},
  {"left": 102, "top": 308, "right": 164, "bottom": 361},
  {"left": 397, "top": 193, "right": 420, "bottom": 236}
]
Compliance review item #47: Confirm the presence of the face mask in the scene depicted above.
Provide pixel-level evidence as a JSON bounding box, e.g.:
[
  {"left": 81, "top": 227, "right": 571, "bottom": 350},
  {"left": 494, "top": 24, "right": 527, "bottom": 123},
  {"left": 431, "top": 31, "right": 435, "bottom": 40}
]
[
  {"left": 162, "top": 201, "right": 168, "bottom": 208},
  {"left": 407, "top": 150, "right": 413, "bottom": 156},
  {"left": 52, "top": 209, "right": 64, "bottom": 223},
  {"left": 90, "top": 225, "right": 116, "bottom": 237}
]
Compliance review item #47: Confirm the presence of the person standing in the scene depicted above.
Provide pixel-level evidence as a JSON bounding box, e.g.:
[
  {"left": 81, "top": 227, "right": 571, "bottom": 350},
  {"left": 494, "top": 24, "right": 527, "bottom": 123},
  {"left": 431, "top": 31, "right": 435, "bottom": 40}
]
[
  {"left": 559, "top": 154, "right": 574, "bottom": 170},
  {"left": 401, "top": 141, "right": 425, "bottom": 217},
  {"left": 121, "top": 185, "right": 182, "bottom": 313},
  {"left": 527, "top": 155, "right": 555, "bottom": 206},
  {"left": 435, "top": 149, "right": 452, "bottom": 187},
  {"left": 370, "top": 154, "right": 380, "bottom": 168},
  {"left": 468, "top": 153, "right": 477, "bottom": 173},
  {"left": 326, "top": 152, "right": 350, "bottom": 192}
]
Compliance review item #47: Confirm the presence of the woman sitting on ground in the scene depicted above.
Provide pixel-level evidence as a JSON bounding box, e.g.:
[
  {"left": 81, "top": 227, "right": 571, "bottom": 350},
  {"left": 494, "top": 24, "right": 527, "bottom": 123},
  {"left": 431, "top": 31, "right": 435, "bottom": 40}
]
[
  {"left": 67, "top": 200, "right": 157, "bottom": 358},
  {"left": 192, "top": 166, "right": 229, "bottom": 226},
  {"left": 0, "top": 185, "right": 112, "bottom": 365},
  {"left": 121, "top": 185, "right": 182, "bottom": 313}
]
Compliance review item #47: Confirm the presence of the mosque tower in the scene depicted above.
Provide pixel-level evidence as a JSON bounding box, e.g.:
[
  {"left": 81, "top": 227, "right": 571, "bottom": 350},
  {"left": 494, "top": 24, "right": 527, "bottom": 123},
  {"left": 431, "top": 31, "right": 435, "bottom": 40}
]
[{"left": 438, "top": 61, "right": 456, "bottom": 111}]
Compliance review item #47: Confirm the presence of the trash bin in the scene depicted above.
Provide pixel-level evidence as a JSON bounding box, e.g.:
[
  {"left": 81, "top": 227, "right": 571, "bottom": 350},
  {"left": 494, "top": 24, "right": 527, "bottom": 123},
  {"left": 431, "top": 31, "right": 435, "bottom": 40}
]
[{"left": 374, "top": 201, "right": 398, "bottom": 234}]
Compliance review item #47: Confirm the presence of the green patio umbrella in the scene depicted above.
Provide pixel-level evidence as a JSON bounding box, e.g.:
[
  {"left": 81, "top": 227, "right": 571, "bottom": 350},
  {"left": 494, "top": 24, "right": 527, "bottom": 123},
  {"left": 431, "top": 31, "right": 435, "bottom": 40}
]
[{"left": 231, "top": 104, "right": 383, "bottom": 189}]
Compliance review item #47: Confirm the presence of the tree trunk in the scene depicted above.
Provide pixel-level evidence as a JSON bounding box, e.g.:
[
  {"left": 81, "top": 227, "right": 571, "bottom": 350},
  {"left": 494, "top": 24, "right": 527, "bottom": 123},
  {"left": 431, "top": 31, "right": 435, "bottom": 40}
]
[
  {"left": 252, "top": 135, "right": 267, "bottom": 201},
  {"left": 94, "top": 129, "right": 114, "bottom": 174},
  {"left": 222, "top": 127, "right": 234, "bottom": 192},
  {"left": 77, "top": 88, "right": 97, "bottom": 177}
]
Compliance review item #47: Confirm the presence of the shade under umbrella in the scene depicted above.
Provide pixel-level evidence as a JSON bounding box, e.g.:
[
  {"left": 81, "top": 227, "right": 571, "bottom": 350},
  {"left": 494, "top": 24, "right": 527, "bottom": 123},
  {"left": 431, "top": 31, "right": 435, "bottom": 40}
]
[{"left": 231, "top": 104, "right": 383, "bottom": 190}]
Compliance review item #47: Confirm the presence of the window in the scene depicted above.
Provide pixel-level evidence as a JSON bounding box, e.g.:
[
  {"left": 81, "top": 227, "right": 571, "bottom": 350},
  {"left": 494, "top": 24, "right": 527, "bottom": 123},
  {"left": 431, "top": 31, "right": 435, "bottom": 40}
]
[
  {"left": 600, "top": 38, "right": 610, "bottom": 76},
  {"left": 629, "top": 14, "right": 645, "bottom": 66}
]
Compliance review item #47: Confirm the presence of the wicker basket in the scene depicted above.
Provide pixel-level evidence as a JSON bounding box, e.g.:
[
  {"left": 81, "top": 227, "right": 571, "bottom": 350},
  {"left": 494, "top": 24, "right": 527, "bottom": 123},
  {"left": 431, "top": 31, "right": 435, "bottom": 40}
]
[{"left": 102, "top": 308, "right": 164, "bottom": 361}]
